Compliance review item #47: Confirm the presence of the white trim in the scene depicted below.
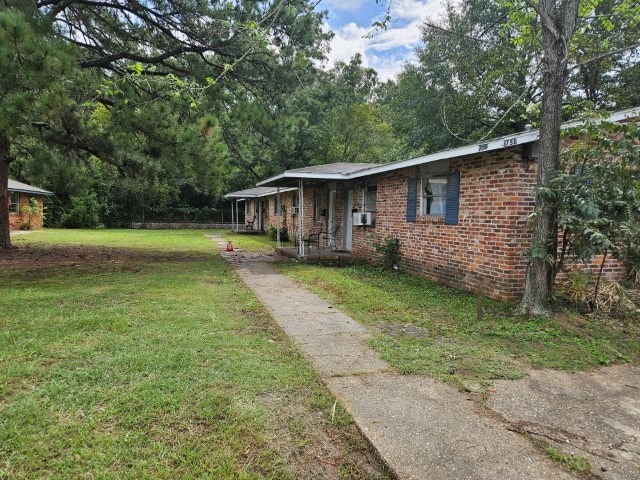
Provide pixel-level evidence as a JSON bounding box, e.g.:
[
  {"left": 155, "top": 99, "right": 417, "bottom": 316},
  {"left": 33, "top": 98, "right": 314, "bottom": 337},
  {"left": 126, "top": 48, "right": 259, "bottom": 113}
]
[
  {"left": 257, "top": 172, "right": 357, "bottom": 186},
  {"left": 224, "top": 187, "right": 297, "bottom": 199}
]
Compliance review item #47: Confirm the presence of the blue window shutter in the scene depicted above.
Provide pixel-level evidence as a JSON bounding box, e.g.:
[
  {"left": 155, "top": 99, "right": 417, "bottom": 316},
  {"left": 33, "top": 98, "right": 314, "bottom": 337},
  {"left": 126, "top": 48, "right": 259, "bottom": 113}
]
[
  {"left": 406, "top": 177, "right": 418, "bottom": 223},
  {"left": 445, "top": 171, "right": 460, "bottom": 225}
]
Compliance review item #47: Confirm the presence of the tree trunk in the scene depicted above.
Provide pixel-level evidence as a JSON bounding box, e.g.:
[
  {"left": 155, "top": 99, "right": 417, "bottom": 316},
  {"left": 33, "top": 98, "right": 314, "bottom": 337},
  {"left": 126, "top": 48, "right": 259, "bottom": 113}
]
[
  {"left": 520, "top": 0, "right": 580, "bottom": 316},
  {"left": 0, "top": 132, "right": 12, "bottom": 249}
]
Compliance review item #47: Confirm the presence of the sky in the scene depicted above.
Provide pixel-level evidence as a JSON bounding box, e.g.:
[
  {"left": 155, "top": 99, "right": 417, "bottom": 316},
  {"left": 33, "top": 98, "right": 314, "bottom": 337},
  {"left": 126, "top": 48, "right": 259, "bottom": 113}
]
[{"left": 319, "top": 0, "right": 446, "bottom": 81}]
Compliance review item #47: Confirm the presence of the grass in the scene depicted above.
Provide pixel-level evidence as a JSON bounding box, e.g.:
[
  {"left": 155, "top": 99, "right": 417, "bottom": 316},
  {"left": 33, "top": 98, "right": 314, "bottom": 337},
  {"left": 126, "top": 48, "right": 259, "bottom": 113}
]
[
  {"left": 272, "top": 262, "right": 639, "bottom": 386},
  {"left": 544, "top": 446, "right": 591, "bottom": 475},
  {"left": 1, "top": 229, "right": 388, "bottom": 479}
]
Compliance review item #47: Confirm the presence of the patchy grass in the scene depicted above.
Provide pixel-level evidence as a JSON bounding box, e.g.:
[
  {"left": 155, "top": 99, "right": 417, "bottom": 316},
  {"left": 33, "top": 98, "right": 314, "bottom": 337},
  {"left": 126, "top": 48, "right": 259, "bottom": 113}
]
[
  {"left": 544, "top": 446, "right": 592, "bottom": 475},
  {"left": 1, "top": 229, "right": 389, "bottom": 479},
  {"left": 274, "top": 263, "right": 640, "bottom": 385}
]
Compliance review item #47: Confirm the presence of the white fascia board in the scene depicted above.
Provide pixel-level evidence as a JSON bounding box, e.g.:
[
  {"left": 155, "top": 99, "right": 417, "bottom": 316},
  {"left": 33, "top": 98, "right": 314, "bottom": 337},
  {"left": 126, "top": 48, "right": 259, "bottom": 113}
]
[
  {"left": 256, "top": 172, "right": 351, "bottom": 186},
  {"left": 255, "top": 173, "right": 287, "bottom": 186},
  {"left": 224, "top": 187, "right": 297, "bottom": 199},
  {"left": 255, "top": 187, "right": 298, "bottom": 197},
  {"left": 350, "top": 130, "right": 541, "bottom": 179}
]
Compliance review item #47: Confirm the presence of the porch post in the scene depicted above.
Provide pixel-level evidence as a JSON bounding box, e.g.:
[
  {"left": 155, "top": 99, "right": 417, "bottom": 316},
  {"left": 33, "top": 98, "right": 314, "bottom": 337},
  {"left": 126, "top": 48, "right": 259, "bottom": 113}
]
[
  {"left": 231, "top": 199, "right": 235, "bottom": 231},
  {"left": 236, "top": 199, "right": 240, "bottom": 231},
  {"left": 276, "top": 186, "right": 281, "bottom": 248},
  {"left": 299, "top": 179, "right": 305, "bottom": 257},
  {"left": 236, "top": 198, "right": 240, "bottom": 232}
]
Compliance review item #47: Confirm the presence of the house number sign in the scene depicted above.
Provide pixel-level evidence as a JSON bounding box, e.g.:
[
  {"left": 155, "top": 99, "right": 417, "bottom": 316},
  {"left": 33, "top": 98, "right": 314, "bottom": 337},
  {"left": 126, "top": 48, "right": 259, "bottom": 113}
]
[{"left": 478, "top": 137, "right": 517, "bottom": 152}]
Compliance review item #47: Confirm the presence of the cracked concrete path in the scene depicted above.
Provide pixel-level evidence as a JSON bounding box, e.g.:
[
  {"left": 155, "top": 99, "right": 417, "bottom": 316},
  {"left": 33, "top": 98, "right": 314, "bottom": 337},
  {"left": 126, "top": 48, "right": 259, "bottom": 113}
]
[
  {"left": 489, "top": 367, "right": 640, "bottom": 479},
  {"left": 214, "top": 237, "right": 640, "bottom": 478},
  {"left": 212, "top": 237, "right": 576, "bottom": 480}
]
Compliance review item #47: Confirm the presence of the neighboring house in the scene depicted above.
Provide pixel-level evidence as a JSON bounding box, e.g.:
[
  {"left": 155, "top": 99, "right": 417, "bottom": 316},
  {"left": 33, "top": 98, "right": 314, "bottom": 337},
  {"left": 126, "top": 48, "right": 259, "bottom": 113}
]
[
  {"left": 8, "top": 179, "right": 53, "bottom": 231},
  {"left": 230, "top": 107, "right": 638, "bottom": 301}
]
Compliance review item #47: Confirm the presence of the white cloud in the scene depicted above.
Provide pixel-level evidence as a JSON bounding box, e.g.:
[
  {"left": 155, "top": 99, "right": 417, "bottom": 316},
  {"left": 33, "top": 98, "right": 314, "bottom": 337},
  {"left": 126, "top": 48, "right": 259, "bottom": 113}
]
[
  {"left": 369, "top": 53, "right": 414, "bottom": 82},
  {"left": 326, "top": 22, "right": 369, "bottom": 63},
  {"left": 324, "top": 0, "right": 444, "bottom": 81}
]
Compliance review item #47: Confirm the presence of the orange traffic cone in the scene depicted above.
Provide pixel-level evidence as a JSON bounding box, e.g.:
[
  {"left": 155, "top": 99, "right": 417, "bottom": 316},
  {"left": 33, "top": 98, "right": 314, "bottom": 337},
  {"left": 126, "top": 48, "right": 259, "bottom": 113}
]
[{"left": 226, "top": 241, "right": 234, "bottom": 252}]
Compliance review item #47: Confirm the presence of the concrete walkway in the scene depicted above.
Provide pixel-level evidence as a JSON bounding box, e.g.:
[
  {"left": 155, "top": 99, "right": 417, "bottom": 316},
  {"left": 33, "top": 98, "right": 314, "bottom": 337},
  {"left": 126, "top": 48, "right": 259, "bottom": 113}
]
[{"left": 213, "top": 238, "right": 639, "bottom": 479}]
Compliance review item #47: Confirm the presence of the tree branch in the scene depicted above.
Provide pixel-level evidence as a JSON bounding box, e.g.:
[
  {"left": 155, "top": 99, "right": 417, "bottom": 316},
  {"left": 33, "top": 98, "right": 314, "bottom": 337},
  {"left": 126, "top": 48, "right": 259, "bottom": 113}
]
[{"left": 571, "top": 42, "right": 640, "bottom": 69}]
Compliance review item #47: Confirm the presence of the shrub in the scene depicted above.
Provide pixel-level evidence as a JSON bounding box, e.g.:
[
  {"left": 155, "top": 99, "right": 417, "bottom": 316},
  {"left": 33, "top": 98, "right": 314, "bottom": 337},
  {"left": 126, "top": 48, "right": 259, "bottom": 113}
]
[
  {"left": 559, "top": 270, "right": 638, "bottom": 316},
  {"left": 375, "top": 237, "right": 401, "bottom": 270},
  {"left": 267, "top": 225, "right": 288, "bottom": 241},
  {"left": 60, "top": 192, "right": 101, "bottom": 228}
]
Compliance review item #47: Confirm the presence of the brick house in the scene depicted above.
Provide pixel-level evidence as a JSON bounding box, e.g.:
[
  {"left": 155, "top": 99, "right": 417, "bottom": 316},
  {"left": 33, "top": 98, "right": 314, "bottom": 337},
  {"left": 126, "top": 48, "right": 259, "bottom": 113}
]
[
  {"left": 233, "top": 108, "right": 637, "bottom": 301},
  {"left": 7, "top": 179, "right": 53, "bottom": 231}
]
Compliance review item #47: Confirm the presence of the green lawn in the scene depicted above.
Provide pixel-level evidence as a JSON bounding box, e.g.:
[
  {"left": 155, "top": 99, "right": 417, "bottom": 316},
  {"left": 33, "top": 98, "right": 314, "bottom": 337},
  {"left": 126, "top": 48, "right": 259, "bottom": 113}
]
[
  {"left": 274, "top": 260, "right": 640, "bottom": 387},
  {"left": 1, "top": 229, "right": 388, "bottom": 479}
]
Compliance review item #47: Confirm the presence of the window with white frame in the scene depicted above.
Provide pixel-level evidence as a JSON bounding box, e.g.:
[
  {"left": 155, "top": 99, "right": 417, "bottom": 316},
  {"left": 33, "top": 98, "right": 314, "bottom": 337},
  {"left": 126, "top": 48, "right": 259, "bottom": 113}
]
[
  {"left": 363, "top": 186, "right": 377, "bottom": 212},
  {"left": 421, "top": 176, "right": 447, "bottom": 216},
  {"left": 9, "top": 192, "right": 19, "bottom": 213}
]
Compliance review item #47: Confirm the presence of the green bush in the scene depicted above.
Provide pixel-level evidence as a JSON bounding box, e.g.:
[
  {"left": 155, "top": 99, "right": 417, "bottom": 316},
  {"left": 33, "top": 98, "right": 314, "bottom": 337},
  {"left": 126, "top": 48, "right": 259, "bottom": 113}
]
[
  {"left": 375, "top": 237, "right": 401, "bottom": 270},
  {"left": 267, "top": 225, "right": 288, "bottom": 241},
  {"left": 60, "top": 192, "right": 101, "bottom": 228}
]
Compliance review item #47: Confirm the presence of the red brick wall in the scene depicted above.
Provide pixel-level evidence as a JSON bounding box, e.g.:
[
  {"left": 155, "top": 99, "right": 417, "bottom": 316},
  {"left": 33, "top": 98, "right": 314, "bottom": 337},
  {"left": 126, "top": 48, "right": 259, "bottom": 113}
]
[
  {"left": 348, "top": 148, "right": 628, "bottom": 301},
  {"left": 264, "top": 191, "right": 300, "bottom": 236},
  {"left": 8, "top": 193, "right": 45, "bottom": 231}
]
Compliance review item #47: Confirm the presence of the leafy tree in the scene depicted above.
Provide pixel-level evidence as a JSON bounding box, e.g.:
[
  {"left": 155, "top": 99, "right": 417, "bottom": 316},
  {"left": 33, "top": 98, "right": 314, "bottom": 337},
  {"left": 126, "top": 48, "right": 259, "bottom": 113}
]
[
  {"left": 567, "top": 0, "right": 640, "bottom": 107},
  {"left": 1, "top": 0, "right": 331, "bottom": 247},
  {"left": 266, "top": 54, "right": 398, "bottom": 170},
  {"left": 382, "top": 0, "right": 639, "bottom": 159},
  {"left": 0, "top": 8, "right": 76, "bottom": 247},
  {"left": 553, "top": 115, "right": 640, "bottom": 304},
  {"left": 381, "top": 0, "right": 541, "bottom": 156},
  {"left": 518, "top": 0, "right": 582, "bottom": 315},
  {"left": 322, "top": 103, "right": 398, "bottom": 164}
]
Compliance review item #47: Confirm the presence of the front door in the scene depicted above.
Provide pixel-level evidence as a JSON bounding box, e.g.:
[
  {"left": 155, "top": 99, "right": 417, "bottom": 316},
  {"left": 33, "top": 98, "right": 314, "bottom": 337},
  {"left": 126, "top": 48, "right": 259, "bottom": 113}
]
[{"left": 342, "top": 189, "right": 353, "bottom": 251}]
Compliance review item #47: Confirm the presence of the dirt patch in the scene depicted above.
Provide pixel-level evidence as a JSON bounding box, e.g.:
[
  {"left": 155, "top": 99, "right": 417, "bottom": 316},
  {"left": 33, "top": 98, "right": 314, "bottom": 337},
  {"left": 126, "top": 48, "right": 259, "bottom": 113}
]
[
  {"left": 255, "top": 391, "right": 391, "bottom": 480},
  {"left": 0, "top": 244, "right": 198, "bottom": 272},
  {"left": 377, "top": 322, "right": 428, "bottom": 338}
]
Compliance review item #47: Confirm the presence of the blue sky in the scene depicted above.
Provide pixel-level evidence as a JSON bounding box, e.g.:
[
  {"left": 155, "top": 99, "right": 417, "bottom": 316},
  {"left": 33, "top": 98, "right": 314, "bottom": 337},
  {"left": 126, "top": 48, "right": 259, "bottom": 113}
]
[{"left": 319, "top": 0, "right": 446, "bottom": 81}]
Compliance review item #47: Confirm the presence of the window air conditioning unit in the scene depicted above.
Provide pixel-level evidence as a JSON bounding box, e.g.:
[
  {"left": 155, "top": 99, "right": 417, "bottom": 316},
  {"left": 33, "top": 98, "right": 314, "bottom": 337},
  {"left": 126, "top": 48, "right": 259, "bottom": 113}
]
[
  {"left": 352, "top": 212, "right": 374, "bottom": 226},
  {"left": 291, "top": 206, "right": 299, "bottom": 215}
]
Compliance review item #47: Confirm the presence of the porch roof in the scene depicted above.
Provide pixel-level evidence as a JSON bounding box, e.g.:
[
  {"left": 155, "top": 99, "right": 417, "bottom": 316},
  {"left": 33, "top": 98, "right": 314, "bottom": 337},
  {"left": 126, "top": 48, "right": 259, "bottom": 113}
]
[
  {"left": 8, "top": 179, "right": 53, "bottom": 196},
  {"left": 224, "top": 186, "right": 297, "bottom": 200},
  {"left": 256, "top": 163, "right": 379, "bottom": 187}
]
